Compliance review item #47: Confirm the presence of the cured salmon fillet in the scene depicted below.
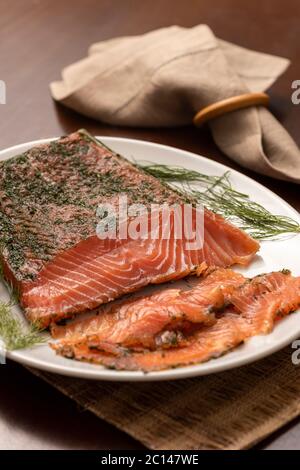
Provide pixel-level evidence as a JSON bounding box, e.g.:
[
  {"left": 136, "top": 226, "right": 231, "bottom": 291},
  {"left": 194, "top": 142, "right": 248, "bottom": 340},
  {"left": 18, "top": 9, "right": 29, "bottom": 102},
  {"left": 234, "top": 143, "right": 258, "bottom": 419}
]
[
  {"left": 23, "top": 207, "right": 258, "bottom": 328},
  {"left": 0, "top": 130, "right": 259, "bottom": 327},
  {"left": 52, "top": 270, "right": 300, "bottom": 371},
  {"left": 51, "top": 269, "right": 245, "bottom": 350}
]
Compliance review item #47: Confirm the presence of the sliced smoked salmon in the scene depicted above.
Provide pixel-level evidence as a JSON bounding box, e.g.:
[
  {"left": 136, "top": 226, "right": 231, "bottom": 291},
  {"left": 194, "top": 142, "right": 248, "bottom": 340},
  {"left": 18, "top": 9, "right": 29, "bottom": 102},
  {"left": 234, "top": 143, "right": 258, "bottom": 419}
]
[
  {"left": 0, "top": 130, "right": 259, "bottom": 328},
  {"left": 51, "top": 268, "right": 245, "bottom": 351},
  {"left": 52, "top": 270, "right": 300, "bottom": 371},
  {"left": 53, "top": 312, "right": 247, "bottom": 368},
  {"left": 230, "top": 270, "right": 300, "bottom": 334}
]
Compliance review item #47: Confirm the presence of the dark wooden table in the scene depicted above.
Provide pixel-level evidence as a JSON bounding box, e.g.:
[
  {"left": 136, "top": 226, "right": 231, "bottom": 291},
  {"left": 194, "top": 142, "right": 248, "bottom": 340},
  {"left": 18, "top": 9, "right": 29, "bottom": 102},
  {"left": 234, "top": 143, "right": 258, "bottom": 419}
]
[{"left": 1, "top": 0, "right": 300, "bottom": 450}]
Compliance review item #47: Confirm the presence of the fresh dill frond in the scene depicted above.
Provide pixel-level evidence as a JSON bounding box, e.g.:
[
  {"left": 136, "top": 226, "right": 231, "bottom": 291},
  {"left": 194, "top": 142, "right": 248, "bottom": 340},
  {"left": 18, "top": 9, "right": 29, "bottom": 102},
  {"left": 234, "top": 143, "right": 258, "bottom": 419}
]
[
  {"left": 0, "top": 300, "right": 45, "bottom": 351},
  {"left": 139, "top": 163, "right": 300, "bottom": 240}
]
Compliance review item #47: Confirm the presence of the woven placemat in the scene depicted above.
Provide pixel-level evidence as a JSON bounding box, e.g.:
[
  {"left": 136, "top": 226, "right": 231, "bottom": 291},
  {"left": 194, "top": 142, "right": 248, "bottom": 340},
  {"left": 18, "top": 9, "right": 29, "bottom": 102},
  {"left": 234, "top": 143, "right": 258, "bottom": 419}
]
[{"left": 28, "top": 345, "right": 300, "bottom": 450}]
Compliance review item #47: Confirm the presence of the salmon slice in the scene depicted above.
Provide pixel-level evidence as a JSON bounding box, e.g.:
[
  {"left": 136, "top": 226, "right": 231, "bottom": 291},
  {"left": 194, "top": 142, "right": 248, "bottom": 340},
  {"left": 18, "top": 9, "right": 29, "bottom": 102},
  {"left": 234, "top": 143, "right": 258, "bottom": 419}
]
[
  {"left": 22, "top": 206, "right": 258, "bottom": 328},
  {"left": 52, "top": 313, "right": 247, "bottom": 369},
  {"left": 0, "top": 130, "right": 259, "bottom": 328},
  {"left": 51, "top": 269, "right": 245, "bottom": 351},
  {"left": 230, "top": 270, "right": 300, "bottom": 334},
  {"left": 52, "top": 270, "right": 300, "bottom": 371}
]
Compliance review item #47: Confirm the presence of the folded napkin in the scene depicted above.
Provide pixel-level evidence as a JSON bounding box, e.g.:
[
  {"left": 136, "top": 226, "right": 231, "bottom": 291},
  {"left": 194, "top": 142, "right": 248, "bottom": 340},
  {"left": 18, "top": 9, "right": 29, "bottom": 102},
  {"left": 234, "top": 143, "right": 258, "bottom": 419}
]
[{"left": 51, "top": 25, "right": 300, "bottom": 183}]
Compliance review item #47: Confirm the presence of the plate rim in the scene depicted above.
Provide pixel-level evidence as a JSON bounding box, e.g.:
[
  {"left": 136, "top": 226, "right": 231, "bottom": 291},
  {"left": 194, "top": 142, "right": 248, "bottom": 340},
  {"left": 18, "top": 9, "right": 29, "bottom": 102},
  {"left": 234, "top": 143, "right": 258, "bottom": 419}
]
[{"left": 2, "top": 135, "right": 300, "bottom": 381}]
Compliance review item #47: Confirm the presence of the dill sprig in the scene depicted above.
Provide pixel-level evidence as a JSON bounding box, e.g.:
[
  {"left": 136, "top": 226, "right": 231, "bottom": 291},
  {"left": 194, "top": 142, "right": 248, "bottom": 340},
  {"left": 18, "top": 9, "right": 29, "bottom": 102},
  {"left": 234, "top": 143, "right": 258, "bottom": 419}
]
[
  {"left": 139, "top": 164, "right": 300, "bottom": 240},
  {"left": 0, "top": 300, "right": 46, "bottom": 351}
]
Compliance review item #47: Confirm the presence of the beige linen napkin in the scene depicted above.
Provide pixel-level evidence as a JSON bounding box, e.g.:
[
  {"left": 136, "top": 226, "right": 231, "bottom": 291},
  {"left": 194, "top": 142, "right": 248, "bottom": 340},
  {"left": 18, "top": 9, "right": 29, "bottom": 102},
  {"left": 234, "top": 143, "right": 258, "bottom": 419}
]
[{"left": 51, "top": 25, "right": 300, "bottom": 182}]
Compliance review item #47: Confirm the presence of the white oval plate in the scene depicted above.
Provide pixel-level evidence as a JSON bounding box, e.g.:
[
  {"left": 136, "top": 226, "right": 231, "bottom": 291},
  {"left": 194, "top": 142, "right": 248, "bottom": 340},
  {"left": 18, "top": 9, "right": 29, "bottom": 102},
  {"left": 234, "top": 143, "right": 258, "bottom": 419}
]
[{"left": 1, "top": 136, "right": 300, "bottom": 381}]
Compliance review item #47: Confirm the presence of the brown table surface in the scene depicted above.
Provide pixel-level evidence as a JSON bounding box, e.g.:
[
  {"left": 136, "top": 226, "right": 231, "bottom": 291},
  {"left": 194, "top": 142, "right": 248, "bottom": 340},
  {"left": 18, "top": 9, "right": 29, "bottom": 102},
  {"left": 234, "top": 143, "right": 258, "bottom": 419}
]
[{"left": 1, "top": 0, "right": 300, "bottom": 450}]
